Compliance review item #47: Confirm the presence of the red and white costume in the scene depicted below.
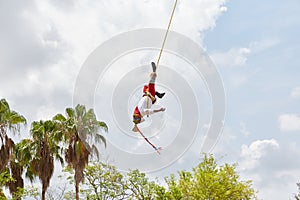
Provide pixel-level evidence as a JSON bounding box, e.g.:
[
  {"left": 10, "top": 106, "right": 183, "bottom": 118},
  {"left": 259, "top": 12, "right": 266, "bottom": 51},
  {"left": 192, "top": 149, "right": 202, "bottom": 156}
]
[{"left": 133, "top": 73, "right": 159, "bottom": 124}]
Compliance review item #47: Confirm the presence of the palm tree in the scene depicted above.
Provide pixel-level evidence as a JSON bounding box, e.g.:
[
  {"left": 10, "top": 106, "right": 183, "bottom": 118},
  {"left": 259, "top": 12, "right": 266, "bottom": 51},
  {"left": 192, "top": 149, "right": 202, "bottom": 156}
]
[
  {"left": 53, "top": 104, "right": 107, "bottom": 200},
  {"left": 0, "top": 99, "right": 26, "bottom": 198},
  {"left": 15, "top": 120, "right": 64, "bottom": 200}
]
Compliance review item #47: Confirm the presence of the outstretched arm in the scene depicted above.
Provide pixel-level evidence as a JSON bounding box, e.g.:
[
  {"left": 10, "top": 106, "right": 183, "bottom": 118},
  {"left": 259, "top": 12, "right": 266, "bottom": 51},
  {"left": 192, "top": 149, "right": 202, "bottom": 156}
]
[
  {"left": 153, "top": 107, "right": 166, "bottom": 113},
  {"left": 144, "top": 107, "right": 166, "bottom": 116}
]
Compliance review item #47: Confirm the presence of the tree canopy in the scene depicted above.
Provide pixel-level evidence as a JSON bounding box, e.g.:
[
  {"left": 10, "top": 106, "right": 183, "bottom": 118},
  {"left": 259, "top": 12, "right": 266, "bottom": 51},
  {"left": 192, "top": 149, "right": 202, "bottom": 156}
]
[
  {"left": 0, "top": 98, "right": 257, "bottom": 200},
  {"left": 163, "top": 155, "right": 256, "bottom": 199},
  {"left": 65, "top": 155, "right": 257, "bottom": 200}
]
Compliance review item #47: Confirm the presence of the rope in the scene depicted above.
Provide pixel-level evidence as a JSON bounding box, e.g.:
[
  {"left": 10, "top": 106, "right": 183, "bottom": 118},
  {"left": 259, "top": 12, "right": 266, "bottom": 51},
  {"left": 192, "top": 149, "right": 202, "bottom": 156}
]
[
  {"left": 146, "top": 95, "right": 149, "bottom": 117},
  {"left": 135, "top": 125, "right": 162, "bottom": 154},
  {"left": 156, "top": 0, "right": 178, "bottom": 68}
]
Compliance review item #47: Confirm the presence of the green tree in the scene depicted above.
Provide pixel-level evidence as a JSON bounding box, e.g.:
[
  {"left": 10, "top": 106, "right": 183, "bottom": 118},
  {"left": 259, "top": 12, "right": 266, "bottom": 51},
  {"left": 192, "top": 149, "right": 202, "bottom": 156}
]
[
  {"left": 0, "top": 99, "right": 26, "bottom": 198},
  {"left": 164, "top": 154, "right": 257, "bottom": 200},
  {"left": 53, "top": 105, "right": 107, "bottom": 200},
  {"left": 76, "top": 163, "right": 163, "bottom": 200},
  {"left": 0, "top": 169, "right": 39, "bottom": 200},
  {"left": 15, "top": 120, "right": 64, "bottom": 200},
  {"left": 63, "top": 155, "right": 256, "bottom": 200},
  {"left": 82, "top": 162, "right": 128, "bottom": 200},
  {"left": 126, "top": 169, "right": 161, "bottom": 200},
  {"left": 8, "top": 186, "right": 39, "bottom": 200},
  {"left": 0, "top": 170, "right": 13, "bottom": 199},
  {"left": 45, "top": 183, "right": 69, "bottom": 200}
]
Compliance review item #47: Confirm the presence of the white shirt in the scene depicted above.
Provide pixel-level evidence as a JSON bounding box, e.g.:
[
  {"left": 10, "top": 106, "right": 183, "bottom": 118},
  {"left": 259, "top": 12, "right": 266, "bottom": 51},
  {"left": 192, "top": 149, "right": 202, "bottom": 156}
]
[{"left": 137, "top": 96, "right": 154, "bottom": 117}]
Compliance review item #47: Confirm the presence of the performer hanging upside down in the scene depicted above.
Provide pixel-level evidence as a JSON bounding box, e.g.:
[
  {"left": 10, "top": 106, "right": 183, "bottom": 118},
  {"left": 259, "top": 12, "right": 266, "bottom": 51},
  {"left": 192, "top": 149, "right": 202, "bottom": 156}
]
[{"left": 132, "top": 62, "right": 166, "bottom": 131}]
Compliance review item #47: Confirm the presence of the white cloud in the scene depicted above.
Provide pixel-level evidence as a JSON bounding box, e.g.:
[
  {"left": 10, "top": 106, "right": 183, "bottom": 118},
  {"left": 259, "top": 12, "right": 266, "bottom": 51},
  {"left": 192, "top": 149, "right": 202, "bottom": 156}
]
[
  {"left": 174, "top": 0, "right": 227, "bottom": 40},
  {"left": 240, "top": 139, "right": 279, "bottom": 170},
  {"left": 30, "top": 0, "right": 228, "bottom": 64},
  {"left": 0, "top": 0, "right": 228, "bottom": 111},
  {"left": 238, "top": 140, "right": 300, "bottom": 199},
  {"left": 211, "top": 47, "right": 251, "bottom": 68},
  {"left": 211, "top": 39, "right": 279, "bottom": 68},
  {"left": 211, "top": 126, "right": 239, "bottom": 158},
  {"left": 240, "top": 121, "right": 250, "bottom": 137},
  {"left": 249, "top": 38, "right": 280, "bottom": 53},
  {"left": 35, "top": 104, "right": 61, "bottom": 121},
  {"left": 291, "top": 86, "right": 300, "bottom": 98},
  {"left": 279, "top": 114, "right": 300, "bottom": 131}
]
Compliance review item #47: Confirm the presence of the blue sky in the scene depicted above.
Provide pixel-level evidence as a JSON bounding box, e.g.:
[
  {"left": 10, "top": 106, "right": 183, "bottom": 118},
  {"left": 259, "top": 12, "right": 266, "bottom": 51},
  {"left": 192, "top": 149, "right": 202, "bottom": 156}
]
[
  {"left": 205, "top": 0, "right": 300, "bottom": 199},
  {"left": 0, "top": 0, "right": 300, "bottom": 199}
]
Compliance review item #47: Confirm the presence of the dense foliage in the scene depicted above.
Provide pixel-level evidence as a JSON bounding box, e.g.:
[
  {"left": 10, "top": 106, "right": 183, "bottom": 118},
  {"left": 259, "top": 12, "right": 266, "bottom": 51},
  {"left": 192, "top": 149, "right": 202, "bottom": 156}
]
[
  {"left": 73, "top": 155, "right": 257, "bottom": 200},
  {"left": 0, "top": 98, "right": 257, "bottom": 199}
]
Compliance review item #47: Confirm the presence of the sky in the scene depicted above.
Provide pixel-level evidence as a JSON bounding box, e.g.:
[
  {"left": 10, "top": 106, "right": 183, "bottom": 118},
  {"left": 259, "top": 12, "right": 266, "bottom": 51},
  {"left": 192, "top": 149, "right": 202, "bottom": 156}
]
[{"left": 0, "top": 0, "right": 300, "bottom": 199}]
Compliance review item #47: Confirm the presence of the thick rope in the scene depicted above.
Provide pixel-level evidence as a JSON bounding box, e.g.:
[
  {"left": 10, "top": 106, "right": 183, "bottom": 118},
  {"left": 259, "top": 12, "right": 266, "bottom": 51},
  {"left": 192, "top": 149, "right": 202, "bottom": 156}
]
[{"left": 156, "top": 0, "right": 178, "bottom": 68}]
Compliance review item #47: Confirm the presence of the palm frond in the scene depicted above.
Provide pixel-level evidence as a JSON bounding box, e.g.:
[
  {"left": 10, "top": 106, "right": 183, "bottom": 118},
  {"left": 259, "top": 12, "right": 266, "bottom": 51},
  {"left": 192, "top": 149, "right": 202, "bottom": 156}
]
[
  {"left": 94, "top": 134, "right": 106, "bottom": 147},
  {"left": 0, "top": 99, "right": 26, "bottom": 137},
  {"left": 90, "top": 144, "right": 100, "bottom": 161},
  {"left": 66, "top": 108, "right": 75, "bottom": 119},
  {"left": 0, "top": 99, "right": 10, "bottom": 113},
  {"left": 53, "top": 114, "right": 66, "bottom": 122},
  {"left": 98, "top": 121, "right": 108, "bottom": 132},
  {"left": 7, "top": 111, "right": 26, "bottom": 125}
]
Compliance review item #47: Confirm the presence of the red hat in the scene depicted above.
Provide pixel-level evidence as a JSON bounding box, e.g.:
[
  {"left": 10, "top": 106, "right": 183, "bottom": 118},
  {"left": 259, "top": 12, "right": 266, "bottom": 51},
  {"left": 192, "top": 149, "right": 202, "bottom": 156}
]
[{"left": 143, "top": 85, "right": 148, "bottom": 93}]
